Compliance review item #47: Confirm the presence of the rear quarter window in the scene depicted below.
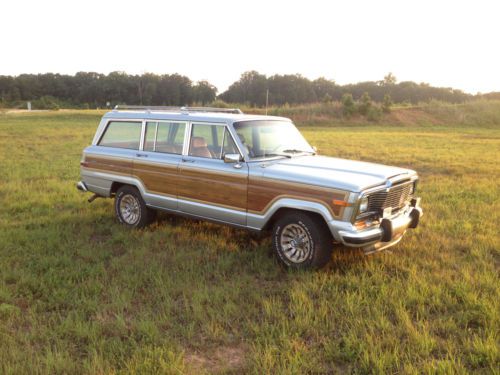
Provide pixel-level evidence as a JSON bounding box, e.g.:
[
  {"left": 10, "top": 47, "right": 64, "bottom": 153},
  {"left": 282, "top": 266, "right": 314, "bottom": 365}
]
[{"left": 98, "top": 121, "right": 142, "bottom": 150}]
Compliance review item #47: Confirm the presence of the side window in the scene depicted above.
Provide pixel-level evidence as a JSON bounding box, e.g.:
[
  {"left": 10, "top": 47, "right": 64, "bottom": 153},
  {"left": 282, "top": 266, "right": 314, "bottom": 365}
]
[
  {"left": 98, "top": 121, "right": 142, "bottom": 150},
  {"left": 143, "top": 121, "right": 185, "bottom": 154},
  {"left": 223, "top": 128, "right": 239, "bottom": 156},
  {"left": 173, "top": 126, "right": 185, "bottom": 145},
  {"left": 189, "top": 124, "right": 224, "bottom": 159},
  {"left": 144, "top": 122, "right": 157, "bottom": 151}
]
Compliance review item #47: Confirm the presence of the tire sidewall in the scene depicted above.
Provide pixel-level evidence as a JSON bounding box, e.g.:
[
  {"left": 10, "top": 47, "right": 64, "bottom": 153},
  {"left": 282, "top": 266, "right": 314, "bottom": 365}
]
[
  {"left": 115, "top": 187, "right": 143, "bottom": 227},
  {"left": 273, "top": 216, "right": 316, "bottom": 268}
]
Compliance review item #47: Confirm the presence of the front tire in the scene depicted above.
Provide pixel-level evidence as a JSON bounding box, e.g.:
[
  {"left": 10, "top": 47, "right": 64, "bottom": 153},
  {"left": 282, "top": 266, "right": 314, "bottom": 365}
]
[
  {"left": 115, "top": 186, "right": 155, "bottom": 228},
  {"left": 272, "top": 212, "right": 333, "bottom": 269}
]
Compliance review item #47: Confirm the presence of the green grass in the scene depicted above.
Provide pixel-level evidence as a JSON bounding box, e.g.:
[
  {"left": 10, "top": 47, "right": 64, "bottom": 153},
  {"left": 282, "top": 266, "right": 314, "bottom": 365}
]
[{"left": 0, "top": 106, "right": 499, "bottom": 374}]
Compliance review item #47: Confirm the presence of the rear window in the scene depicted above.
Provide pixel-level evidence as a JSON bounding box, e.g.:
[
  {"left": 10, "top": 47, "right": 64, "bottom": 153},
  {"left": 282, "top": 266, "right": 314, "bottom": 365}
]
[{"left": 98, "top": 121, "right": 142, "bottom": 150}]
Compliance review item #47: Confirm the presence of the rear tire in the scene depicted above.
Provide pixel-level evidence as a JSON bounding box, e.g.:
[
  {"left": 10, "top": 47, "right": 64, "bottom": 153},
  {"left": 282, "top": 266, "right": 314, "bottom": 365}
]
[
  {"left": 114, "top": 185, "right": 156, "bottom": 228},
  {"left": 272, "top": 212, "right": 332, "bottom": 269}
]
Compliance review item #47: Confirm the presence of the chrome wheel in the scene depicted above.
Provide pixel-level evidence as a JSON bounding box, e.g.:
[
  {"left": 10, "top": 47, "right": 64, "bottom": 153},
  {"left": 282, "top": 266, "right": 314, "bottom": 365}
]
[
  {"left": 119, "top": 194, "right": 141, "bottom": 225},
  {"left": 280, "top": 223, "right": 312, "bottom": 263}
]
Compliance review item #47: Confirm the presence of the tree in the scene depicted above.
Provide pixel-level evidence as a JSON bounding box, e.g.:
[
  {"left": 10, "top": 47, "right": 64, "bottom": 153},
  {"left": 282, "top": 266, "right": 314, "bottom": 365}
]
[
  {"left": 313, "top": 77, "right": 338, "bottom": 101},
  {"left": 136, "top": 73, "right": 158, "bottom": 105},
  {"left": 193, "top": 80, "right": 217, "bottom": 105},
  {"left": 358, "top": 92, "right": 372, "bottom": 116},
  {"left": 219, "top": 71, "right": 268, "bottom": 106},
  {"left": 382, "top": 94, "right": 393, "bottom": 113},
  {"left": 382, "top": 72, "right": 397, "bottom": 86},
  {"left": 267, "top": 74, "right": 316, "bottom": 105}
]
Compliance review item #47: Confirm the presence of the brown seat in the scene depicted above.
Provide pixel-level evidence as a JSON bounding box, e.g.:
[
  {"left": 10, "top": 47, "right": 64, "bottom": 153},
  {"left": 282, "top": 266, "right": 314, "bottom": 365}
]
[
  {"left": 190, "top": 137, "right": 212, "bottom": 158},
  {"left": 153, "top": 142, "right": 183, "bottom": 154},
  {"left": 156, "top": 143, "right": 175, "bottom": 153}
]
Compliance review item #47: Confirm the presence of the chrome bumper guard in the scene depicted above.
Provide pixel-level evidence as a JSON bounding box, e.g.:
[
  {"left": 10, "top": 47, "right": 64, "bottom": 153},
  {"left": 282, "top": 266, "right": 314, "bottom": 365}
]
[
  {"left": 338, "top": 198, "right": 422, "bottom": 253},
  {"left": 76, "top": 181, "right": 88, "bottom": 192}
]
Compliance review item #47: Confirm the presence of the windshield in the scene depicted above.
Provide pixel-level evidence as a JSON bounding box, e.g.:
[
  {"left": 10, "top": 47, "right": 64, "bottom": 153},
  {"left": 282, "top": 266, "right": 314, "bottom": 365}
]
[{"left": 233, "top": 120, "right": 314, "bottom": 160}]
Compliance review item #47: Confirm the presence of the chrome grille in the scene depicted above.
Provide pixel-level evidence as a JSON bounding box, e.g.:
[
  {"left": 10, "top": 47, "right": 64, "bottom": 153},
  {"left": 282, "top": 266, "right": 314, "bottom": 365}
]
[{"left": 367, "top": 182, "right": 413, "bottom": 213}]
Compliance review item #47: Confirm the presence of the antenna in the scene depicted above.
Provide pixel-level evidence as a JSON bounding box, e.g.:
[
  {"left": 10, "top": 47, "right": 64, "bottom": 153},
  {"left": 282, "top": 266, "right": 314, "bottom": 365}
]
[{"left": 265, "top": 89, "right": 269, "bottom": 115}]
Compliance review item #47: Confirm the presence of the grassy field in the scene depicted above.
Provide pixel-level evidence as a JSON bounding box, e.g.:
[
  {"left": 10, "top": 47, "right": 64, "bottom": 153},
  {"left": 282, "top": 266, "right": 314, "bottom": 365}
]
[{"left": 0, "top": 106, "right": 499, "bottom": 374}]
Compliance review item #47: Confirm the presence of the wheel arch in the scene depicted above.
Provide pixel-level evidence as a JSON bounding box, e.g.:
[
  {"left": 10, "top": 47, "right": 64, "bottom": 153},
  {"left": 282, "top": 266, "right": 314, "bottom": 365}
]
[
  {"left": 109, "top": 179, "right": 143, "bottom": 196},
  {"left": 110, "top": 181, "right": 125, "bottom": 195},
  {"left": 258, "top": 199, "right": 334, "bottom": 233}
]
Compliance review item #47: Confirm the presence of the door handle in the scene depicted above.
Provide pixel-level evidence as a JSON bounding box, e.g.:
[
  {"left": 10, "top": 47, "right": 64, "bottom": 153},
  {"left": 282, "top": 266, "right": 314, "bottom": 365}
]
[
  {"left": 181, "top": 158, "right": 195, "bottom": 163},
  {"left": 136, "top": 153, "right": 148, "bottom": 157}
]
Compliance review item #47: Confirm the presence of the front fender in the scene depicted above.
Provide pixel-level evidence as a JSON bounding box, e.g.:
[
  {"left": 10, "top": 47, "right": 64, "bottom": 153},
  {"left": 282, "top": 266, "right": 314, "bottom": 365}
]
[{"left": 246, "top": 197, "right": 335, "bottom": 231}]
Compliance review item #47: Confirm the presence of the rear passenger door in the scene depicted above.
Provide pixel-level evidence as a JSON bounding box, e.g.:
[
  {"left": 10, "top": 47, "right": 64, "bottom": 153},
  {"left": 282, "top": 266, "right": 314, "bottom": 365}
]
[
  {"left": 133, "top": 120, "right": 187, "bottom": 210},
  {"left": 177, "top": 122, "right": 248, "bottom": 225}
]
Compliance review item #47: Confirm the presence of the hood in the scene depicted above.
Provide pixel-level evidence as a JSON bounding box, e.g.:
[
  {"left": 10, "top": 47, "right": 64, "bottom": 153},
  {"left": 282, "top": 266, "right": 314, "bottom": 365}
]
[{"left": 258, "top": 155, "right": 416, "bottom": 192}]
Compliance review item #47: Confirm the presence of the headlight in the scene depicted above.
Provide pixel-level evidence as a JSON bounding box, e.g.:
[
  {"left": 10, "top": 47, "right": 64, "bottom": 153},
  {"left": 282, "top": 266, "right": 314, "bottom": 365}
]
[{"left": 359, "top": 196, "right": 369, "bottom": 213}]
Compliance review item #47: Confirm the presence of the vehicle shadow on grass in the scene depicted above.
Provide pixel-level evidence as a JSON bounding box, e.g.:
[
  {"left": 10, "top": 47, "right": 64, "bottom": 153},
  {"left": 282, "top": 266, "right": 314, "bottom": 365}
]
[
  {"left": 66, "top": 212, "right": 371, "bottom": 274},
  {"left": 156, "top": 212, "right": 370, "bottom": 271}
]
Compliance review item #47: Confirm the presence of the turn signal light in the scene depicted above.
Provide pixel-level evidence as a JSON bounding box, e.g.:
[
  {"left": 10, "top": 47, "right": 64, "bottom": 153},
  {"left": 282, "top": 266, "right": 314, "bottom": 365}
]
[
  {"left": 332, "top": 199, "right": 351, "bottom": 207},
  {"left": 355, "top": 220, "right": 368, "bottom": 230}
]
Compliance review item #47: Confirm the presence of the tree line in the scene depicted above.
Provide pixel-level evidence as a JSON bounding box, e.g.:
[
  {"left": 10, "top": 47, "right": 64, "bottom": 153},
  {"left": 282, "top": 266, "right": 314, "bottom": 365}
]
[
  {"left": 0, "top": 70, "right": 479, "bottom": 109},
  {"left": 219, "top": 71, "right": 471, "bottom": 106},
  {"left": 0, "top": 72, "right": 217, "bottom": 109}
]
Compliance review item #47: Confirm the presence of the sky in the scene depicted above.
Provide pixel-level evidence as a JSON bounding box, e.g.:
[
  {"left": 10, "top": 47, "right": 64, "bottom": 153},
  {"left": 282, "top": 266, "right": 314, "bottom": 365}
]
[{"left": 1, "top": 0, "right": 499, "bottom": 94}]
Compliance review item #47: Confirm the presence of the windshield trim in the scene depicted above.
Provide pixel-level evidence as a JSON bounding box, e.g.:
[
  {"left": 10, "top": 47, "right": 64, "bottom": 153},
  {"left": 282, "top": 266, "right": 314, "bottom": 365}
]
[{"left": 232, "top": 119, "right": 313, "bottom": 161}]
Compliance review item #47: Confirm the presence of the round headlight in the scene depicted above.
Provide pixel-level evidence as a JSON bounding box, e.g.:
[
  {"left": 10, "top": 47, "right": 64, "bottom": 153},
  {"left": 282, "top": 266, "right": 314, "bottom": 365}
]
[{"left": 359, "top": 196, "right": 369, "bottom": 213}]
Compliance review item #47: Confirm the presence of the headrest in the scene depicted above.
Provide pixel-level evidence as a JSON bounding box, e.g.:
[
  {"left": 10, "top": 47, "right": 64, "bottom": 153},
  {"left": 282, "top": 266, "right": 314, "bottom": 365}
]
[{"left": 192, "top": 136, "right": 207, "bottom": 148}]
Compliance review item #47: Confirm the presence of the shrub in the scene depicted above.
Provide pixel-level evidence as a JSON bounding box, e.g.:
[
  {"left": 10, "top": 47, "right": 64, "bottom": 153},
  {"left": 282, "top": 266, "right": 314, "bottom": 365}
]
[
  {"left": 341, "top": 93, "right": 356, "bottom": 117},
  {"left": 366, "top": 106, "right": 382, "bottom": 122},
  {"left": 322, "top": 93, "right": 332, "bottom": 103},
  {"left": 33, "top": 96, "right": 60, "bottom": 110},
  {"left": 382, "top": 94, "right": 393, "bottom": 113},
  {"left": 210, "top": 99, "right": 231, "bottom": 108}
]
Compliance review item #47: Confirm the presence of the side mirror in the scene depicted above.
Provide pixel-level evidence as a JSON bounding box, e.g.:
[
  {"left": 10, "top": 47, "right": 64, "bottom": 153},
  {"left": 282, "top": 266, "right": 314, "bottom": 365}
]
[{"left": 223, "top": 153, "right": 242, "bottom": 163}]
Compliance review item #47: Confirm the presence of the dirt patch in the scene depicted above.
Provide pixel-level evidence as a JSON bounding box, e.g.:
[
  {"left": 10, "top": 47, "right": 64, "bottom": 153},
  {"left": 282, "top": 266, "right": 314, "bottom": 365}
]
[
  {"left": 185, "top": 345, "right": 247, "bottom": 374},
  {"left": 389, "top": 107, "right": 444, "bottom": 126},
  {"left": 111, "top": 245, "right": 126, "bottom": 257},
  {"left": 89, "top": 233, "right": 110, "bottom": 245}
]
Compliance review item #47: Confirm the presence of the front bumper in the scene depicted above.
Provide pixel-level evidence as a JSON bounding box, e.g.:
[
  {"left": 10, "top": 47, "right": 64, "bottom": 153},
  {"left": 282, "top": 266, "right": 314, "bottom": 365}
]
[{"left": 335, "top": 198, "right": 423, "bottom": 254}]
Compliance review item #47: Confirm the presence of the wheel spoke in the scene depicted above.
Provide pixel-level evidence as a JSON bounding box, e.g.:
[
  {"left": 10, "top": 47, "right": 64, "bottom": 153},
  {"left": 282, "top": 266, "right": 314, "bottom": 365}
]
[
  {"left": 120, "top": 194, "right": 140, "bottom": 225},
  {"left": 279, "top": 223, "right": 312, "bottom": 264}
]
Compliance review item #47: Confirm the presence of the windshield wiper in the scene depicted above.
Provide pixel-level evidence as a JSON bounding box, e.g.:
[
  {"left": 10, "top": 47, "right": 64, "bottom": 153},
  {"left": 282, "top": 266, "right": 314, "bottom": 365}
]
[
  {"left": 255, "top": 153, "right": 292, "bottom": 159},
  {"left": 281, "top": 149, "right": 315, "bottom": 155}
]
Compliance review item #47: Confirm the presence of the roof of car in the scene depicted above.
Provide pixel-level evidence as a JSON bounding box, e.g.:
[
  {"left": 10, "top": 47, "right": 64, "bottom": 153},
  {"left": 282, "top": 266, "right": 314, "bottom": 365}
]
[{"left": 103, "top": 109, "right": 291, "bottom": 124}]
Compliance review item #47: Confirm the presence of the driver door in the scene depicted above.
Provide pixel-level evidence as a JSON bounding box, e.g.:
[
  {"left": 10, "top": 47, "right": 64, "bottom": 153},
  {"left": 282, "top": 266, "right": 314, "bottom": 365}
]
[{"left": 177, "top": 123, "right": 248, "bottom": 225}]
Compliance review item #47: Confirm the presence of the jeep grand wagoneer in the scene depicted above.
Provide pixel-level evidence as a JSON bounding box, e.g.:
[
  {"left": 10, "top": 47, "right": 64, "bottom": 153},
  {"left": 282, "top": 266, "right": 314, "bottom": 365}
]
[{"left": 77, "top": 106, "right": 422, "bottom": 269}]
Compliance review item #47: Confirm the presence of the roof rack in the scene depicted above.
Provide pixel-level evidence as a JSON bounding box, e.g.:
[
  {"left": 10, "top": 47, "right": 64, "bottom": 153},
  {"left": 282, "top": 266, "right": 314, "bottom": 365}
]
[{"left": 113, "top": 105, "right": 243, "bottom": 114}]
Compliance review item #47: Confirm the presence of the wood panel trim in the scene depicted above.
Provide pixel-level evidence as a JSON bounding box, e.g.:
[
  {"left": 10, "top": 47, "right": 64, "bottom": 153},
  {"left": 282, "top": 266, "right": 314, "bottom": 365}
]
[{"left": 83, "top": 156, "right": 351, "bottom": 219}]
